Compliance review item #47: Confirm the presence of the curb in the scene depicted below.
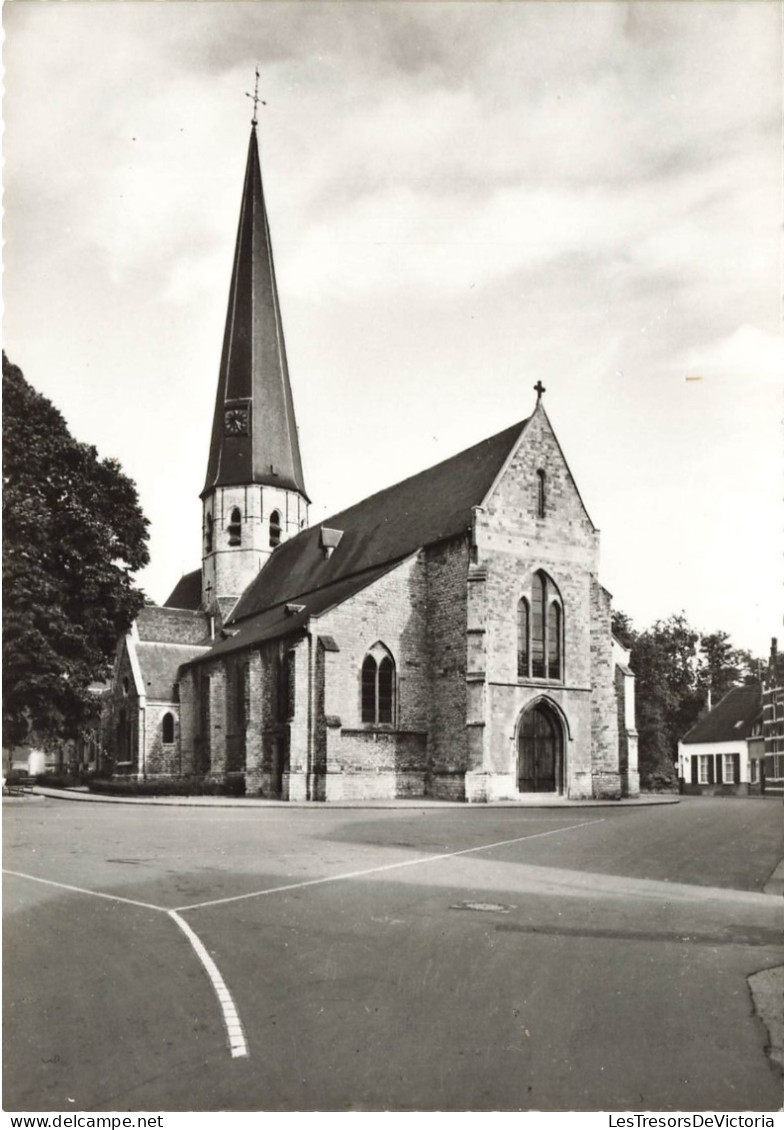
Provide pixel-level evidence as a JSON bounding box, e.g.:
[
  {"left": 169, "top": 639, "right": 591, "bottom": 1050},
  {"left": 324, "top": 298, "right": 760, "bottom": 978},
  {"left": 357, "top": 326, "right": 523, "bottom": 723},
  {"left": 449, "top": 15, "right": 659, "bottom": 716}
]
[{"left": 27, "top": 786, "right": 681, "bottom": 811}]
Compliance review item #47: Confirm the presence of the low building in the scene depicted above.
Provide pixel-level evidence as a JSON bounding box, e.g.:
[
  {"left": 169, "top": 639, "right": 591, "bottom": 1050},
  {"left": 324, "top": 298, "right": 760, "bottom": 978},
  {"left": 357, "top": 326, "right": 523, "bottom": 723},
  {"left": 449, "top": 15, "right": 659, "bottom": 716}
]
[{"left": 678, "top": 684, "right": 762, "bottom": 796}]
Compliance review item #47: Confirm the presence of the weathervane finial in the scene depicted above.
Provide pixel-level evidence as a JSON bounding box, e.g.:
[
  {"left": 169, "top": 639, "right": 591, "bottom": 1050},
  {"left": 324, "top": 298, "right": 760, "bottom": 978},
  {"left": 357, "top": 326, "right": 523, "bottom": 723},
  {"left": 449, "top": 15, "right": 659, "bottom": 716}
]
[
  {"left": 246, "top": 66, "right": 266, "bottom": 127},
  {"left": 534, "top": 380, "right": 546, "bottom": 403}
]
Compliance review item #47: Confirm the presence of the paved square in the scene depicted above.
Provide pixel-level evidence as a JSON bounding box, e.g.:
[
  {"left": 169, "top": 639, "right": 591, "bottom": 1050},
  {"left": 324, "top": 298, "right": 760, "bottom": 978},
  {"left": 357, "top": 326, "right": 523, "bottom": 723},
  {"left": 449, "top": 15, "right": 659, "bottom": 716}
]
[{"left": 4, "top": 797, "right": 783, "bottom": 1111}]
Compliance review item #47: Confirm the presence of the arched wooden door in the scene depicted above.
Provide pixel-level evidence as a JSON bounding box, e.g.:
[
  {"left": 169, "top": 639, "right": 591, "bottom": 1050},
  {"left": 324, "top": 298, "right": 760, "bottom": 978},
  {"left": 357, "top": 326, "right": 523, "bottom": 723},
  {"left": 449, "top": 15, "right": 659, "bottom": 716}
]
[{"left": 517, "top": 702, "right": 563, "bottom": 793}]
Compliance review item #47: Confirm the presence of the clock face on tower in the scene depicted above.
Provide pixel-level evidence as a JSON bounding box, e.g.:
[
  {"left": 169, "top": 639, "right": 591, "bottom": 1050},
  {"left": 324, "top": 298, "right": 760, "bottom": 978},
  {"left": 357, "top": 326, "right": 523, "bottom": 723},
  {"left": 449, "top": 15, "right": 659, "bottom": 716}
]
[{"left": 224, "top": 403, "right": 250, "bottom": 436}]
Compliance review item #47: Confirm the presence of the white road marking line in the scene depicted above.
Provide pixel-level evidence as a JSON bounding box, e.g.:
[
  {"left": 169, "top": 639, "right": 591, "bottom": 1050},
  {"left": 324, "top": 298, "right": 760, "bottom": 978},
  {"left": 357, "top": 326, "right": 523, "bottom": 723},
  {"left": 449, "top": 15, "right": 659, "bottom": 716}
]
[
  {"left": 4, "top": 868, "right": 249, "bottom": 1060},
  {"left": 174, "top": 818, "right": 605, "bottom": 912},
  {"left": 168, "top": 910, "right": 248, "bottom": 1059},
  {"left": 2, "top": 869, "right": 164, "bottom": 912}
]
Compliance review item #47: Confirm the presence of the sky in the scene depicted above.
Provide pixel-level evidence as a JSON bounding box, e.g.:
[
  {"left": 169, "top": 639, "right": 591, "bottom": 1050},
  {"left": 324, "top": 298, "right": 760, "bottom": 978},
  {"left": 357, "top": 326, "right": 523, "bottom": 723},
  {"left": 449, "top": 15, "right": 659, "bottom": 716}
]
[{"left": 3, "top": 0, "right": 782, "bottom": 657}]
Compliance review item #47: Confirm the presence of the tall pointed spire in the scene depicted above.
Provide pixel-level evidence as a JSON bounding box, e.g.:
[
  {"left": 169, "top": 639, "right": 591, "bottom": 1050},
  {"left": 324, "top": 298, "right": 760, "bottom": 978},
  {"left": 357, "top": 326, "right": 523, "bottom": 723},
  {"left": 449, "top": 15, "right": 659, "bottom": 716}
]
[{"left": 202, "top": 123, "right": 308, "bottom": 500}]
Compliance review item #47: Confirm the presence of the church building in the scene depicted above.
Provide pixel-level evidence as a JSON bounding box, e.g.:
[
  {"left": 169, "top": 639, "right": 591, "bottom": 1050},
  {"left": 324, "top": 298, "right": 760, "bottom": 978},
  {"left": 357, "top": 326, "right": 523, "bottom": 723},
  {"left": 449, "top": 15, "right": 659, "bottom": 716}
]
[{"left": 108, "top": 114, "right": 639, "bottom": 803}]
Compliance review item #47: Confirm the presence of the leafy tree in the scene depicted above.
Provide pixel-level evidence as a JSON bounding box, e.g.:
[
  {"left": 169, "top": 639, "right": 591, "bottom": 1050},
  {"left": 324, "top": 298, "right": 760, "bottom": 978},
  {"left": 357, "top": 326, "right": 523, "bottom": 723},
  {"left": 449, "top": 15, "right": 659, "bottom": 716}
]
[
  {"left": 697, "top": 632, "right": 763, "bottom": 699},
  {"left": 613, "top": 610, "right": 765, "bottom": 789},
  {"left": 631, "top": 614, "right": 701, "bottom": 788},
  {"left": 2, "top": 354, "right": 149, "bottom": 746}
]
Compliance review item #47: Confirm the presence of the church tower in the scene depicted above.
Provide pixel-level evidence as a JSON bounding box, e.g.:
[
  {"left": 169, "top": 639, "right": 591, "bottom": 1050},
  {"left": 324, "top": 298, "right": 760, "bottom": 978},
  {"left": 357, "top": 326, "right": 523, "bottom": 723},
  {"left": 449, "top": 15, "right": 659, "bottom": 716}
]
[{"left": 201, "top": 111, "right": 309, "bottom": 616}]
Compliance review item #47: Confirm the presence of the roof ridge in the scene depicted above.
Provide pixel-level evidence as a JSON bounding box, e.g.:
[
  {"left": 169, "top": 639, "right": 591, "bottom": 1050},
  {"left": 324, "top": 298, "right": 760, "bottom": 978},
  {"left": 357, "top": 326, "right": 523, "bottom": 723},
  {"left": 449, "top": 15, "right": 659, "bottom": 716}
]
[{"left": 303, "top": 417, "right": 528, "bottom": 534}]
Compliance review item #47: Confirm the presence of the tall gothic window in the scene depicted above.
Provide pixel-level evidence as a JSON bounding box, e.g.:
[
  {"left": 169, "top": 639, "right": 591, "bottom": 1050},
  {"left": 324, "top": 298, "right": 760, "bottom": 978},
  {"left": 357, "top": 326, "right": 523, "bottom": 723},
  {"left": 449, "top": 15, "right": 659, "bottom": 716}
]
[
  {"left": 522, "top": 571, "right": 564, "bottom": 681},
  {"left": 548, "top": 601, "right": 562, "bottom": 681},
  {"left": 228, "top": 507, "right": 242, "bottom": 546},
  {"left": 361, "top": 645, "right": 396, "bottom": 725},
  {"left": 531, "top": 573, "right": 546, "bottom": 678},
  {"left": 205, "top": 513, "right": 213, "bottom": 554},
  {"left": 269, "top": 510, "right": 282, "bottom": 547},
  {"left": 517, "top": 598, "right": 530, "bottom": 678},
  {"left": 278, "top": 649, "right": 296, "bottom": 721},
  {"left": 537, "top": 469, "right": 546, "bottom": 519}
]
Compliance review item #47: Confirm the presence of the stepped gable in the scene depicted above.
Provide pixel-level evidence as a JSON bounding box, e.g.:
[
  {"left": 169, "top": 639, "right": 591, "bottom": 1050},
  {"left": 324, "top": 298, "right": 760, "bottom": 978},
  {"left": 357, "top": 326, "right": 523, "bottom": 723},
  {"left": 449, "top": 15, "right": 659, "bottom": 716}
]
[
  {"left": 230, "top": 417, "right": 528, "bottom": 624},
  {"left": 681, "top": 684, "right": 762, "bottom": 744}
]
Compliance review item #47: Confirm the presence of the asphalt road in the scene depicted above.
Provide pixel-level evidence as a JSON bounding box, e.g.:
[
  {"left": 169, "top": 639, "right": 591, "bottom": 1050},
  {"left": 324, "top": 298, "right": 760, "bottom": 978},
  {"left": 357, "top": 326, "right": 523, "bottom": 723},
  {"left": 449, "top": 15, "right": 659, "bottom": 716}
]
[{"left": 3, "top": 796, "right": 783, "bottom": 1112}]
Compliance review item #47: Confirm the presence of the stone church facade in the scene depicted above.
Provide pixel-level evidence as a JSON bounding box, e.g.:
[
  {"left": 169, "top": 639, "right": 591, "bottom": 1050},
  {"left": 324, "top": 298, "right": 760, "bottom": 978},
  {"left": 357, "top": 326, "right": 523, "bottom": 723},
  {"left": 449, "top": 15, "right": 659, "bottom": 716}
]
[{"left": 108, "top": 119, "right": 639, "bottom": 803}]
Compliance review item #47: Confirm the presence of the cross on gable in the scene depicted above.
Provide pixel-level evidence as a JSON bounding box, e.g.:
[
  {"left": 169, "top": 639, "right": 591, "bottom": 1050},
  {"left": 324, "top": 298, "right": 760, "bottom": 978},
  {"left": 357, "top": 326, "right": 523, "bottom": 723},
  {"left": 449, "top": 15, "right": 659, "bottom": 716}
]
[{"left": 534, "top": 380, "right": 546, "bottom": 402}]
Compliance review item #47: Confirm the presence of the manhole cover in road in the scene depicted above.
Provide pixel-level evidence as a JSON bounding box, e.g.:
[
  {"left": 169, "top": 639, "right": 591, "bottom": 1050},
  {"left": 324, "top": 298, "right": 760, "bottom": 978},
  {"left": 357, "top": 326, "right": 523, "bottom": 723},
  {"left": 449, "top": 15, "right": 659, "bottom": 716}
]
[{"left": 449, "top": 901, "right": 516, "bottom": 914}]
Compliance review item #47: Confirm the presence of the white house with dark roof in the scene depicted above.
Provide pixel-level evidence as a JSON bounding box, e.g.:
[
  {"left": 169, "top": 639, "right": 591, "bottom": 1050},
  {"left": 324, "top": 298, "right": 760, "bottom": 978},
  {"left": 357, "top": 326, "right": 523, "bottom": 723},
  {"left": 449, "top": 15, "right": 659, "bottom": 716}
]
[
  {"left": 108, "top": 116, "right": 637, "bottom": 802},
  {"left": 678, "top": 684, "right": 763, "bottom": 796}
]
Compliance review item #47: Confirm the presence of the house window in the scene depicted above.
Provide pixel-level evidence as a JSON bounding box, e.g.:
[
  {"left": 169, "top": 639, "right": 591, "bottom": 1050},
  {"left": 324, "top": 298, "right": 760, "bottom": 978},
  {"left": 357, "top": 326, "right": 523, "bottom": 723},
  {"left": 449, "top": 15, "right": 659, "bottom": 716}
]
[
  {"left": 269, "top": 510, "right": 282, "bottom": 547},
  {"left": 537, "top": 469, "right": 546, "bottom": 519},
  {"left": 205, "top": 513, "right": 213, "bottom": 554},
  {"left": 517, "top": 599, "right": 529, "bottom": 678},
  {"left": 722, "top": 753, "right": 738, "bottom": 784},
  {"left": 228, "top": 507, "right": 242, "bottom": 546},
  {"left": 698, "top": 755, "right": 711, "bottom": 784},
  {"left": 361, "top": 645, "right": 396, "bottom": 725},
  {"left": 162, "top": 712, "right": 175, "bottom": 745}
]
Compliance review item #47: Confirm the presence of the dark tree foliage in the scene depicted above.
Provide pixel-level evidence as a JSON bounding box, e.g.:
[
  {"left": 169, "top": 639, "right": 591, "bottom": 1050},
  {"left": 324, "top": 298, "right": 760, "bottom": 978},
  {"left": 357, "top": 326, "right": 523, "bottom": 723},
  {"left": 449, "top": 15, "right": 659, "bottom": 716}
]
[
  {"left": 2, "top": 354, "right": 149, "bottom": 745},
  {"left": 611, "top": 610, "right": 764, "bottom": 790}
]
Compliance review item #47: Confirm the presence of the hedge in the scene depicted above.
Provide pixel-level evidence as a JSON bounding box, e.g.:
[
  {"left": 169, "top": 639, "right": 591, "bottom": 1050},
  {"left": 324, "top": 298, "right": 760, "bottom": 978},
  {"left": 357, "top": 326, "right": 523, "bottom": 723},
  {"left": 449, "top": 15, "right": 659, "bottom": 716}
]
[{"left": 87, "top": 776, "right": 246, "bottom": 798}]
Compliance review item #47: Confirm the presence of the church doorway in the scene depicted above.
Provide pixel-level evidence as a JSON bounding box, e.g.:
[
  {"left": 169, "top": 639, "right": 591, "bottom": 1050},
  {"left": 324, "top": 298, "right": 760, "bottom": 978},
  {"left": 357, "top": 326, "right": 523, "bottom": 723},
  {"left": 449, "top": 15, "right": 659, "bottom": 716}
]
[{"left": 517, "top": 700, "right": 564, "bottom": 793}]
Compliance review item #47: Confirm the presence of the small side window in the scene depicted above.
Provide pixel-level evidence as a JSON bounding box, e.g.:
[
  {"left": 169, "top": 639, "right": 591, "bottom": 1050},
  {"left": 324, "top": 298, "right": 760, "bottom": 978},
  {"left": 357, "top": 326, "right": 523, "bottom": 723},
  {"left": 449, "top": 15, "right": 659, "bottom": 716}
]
[
  {"left": 162, "top": 712, "right": 175, "bottom": 745},
  {"left": 537, "top": 469, "right": 546, "bottom": 519}
]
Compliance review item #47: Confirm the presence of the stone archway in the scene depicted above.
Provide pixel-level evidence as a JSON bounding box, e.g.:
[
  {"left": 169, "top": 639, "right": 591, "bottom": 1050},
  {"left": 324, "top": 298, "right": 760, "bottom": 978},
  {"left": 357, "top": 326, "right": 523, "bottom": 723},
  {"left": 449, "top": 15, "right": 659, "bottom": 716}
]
[{"left": 517, "top": 700, "right": 565, "bottom": 794}]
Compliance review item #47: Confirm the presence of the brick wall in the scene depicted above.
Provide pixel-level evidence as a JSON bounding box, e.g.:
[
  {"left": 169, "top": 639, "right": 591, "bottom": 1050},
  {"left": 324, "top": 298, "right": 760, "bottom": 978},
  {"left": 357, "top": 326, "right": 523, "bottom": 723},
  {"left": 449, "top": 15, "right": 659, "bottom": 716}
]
[
  {"left": 315, "top": 552, "right": 430, "bottom": 798},
  {"left": 589, "top": 578, "right": 621, "bottom": 798},
  {"left": 425, "top": 538, "right": 470, "bottom": 799}
]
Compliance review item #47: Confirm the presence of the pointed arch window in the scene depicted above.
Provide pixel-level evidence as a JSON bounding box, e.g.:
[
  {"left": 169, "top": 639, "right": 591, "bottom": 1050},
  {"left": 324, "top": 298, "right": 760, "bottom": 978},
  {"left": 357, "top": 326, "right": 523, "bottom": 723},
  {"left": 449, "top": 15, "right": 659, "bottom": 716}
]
[
  {"left": 228, "top": 507, "right": 242, "bottom": 546},
  {"left": 269, "top": 510, "right": 282, "bottom": 548},
  {"left": 162, "top": 712, "right": 175, "bottom": 745},
  {"left": 548, "top": 601, "right": 562, "bottom": 681},
  {"left": 537, "top": 469, "right": 546, "bottom": 519},
  {"left": 361, "top": 645, "right": 396, "bottom": 725},
  {"left": 205, "top": 513, "right": 213, "bottom": 554},
  {"left": 517, "top": 598, "right": 530, "bottom": 678},
  {"left": 520, "top": 571, "right": 564, "bottom": 682},
  {"left": 531, "top": 573, "right": 546, "bottom": 678}
]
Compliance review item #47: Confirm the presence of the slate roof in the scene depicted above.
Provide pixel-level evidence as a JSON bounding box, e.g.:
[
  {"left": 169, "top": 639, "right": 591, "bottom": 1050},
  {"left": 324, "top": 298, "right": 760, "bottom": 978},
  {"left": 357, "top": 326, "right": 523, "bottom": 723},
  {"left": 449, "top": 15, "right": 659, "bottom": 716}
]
[
  {"left": 681, "top": 684, "right": 762, "bottom": 744},
  {"left": 164, "top": 571, "right": 202, "bottom": 612},
  {"left": 229, "top": 416, "right": 529, "bottom": 624},
  {"left": 202, "top": 126, "right": 307, "bottom": 500},
  {"left": 189, "top": 561, "right": 399, "bottom": 664},
  {"left": 135, "top": 641, "right": 212, "bottom": 700},
  {"left": 138, "top": 603, "right": 210, "bottom": 644}
]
